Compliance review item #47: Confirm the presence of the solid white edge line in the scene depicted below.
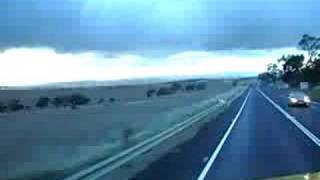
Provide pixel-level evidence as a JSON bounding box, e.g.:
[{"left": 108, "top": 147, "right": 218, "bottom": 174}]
[
  {"left": 256, "top": 88, "right": 320, "bottom": 146},
  {"left": 196, "top": 90, "right": 251, "bottom": 180}
]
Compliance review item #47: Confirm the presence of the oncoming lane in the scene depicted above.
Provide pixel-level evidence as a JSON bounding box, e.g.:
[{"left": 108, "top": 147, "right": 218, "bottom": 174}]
[
  {"left": 262, "top": 86, "right": 320, "bottom": 141},
  {"left": 201, "top": 88, "right": 320, "bottom": 180}
]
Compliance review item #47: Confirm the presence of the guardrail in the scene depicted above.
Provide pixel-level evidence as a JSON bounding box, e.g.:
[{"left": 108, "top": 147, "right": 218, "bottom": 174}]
[{"left": 63, "top": 87, "right": 247, "bottom": 180}]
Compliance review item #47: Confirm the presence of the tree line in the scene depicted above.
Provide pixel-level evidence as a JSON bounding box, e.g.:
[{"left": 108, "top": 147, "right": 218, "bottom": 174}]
[
  {"left": 259, "top": 34, "right": 320, "bottom": 87},
  {"left": 146, "top": 82, "right": 207, "bottom": 97},
  {"left": 0, "top": 93, "right": 91, "bottom": 113}
]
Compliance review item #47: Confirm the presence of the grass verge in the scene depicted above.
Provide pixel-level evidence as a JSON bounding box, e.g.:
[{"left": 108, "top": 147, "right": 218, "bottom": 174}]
[{"left": 309, "top": 85, "right": 320, "bottom": 102}]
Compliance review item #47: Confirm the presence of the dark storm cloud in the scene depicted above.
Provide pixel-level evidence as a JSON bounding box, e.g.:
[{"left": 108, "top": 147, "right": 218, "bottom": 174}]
[
  {"left": 0, "top": 0, "right": 319, "bottom": 52},
  {"left": 204, "top": 0, "right": 320, "bottom": 50}
]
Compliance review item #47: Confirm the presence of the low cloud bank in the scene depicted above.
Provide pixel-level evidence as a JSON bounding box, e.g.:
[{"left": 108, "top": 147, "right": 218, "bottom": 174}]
[{"left": 0, "top": 47, "right": 304, "bottom": 86}]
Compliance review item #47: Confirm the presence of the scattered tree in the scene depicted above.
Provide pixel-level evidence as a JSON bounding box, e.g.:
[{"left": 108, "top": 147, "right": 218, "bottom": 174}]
[
  {"left": 297, "top": 34, "right": 320, "bottom": 85},
  {"left": 51, "top": 93, "right": 90, "bottom": 108},
  {"left": 185, "top": 84, "right": 195, "bottom": 91},
  {"left": 303, "top": 55, "right": 320, "bottom": 84},
  {"left": 0, "top": 102, "right": 7, "bottom": 113},
  {"left": 267, "top": 63, "right": 281, "bottom": 82},
  {"left": 8, "top": 99, "right": 24, "bottom": 112},
  {"left": 278, "top": 54, "right": 304, "bottom": 87},
  {"left": 260, "top": 34, "right": 320, "bottom": 86},
  {"left": 258, "top": 72, "right": 275, "bottom": 83},
  {"left": 36, "top": 97, "right": 50, "bottom": 108},
  {"left": 146, "top": 89, "right": 156, "bottom": 98},
  {"left": 170, "top": 82, "right": 183, "bottom": 92},
  {"left": 51, "top": 96, "right": 65, "bottom": 108},
  {"left": 298, "top": 34, "right": 320, "bottom": 63},
  {"left": 157, "top": 87, "right": 174, "bottom": 96},
  {"left": 69, "top": 93, "right": 90, "bottom": 106},
  {"left": 232, "top": 80, "right": 238, "bottom": 87},
  {"left": 121, "top": 127, "right": 134, "bottom": 148},
  {"left": 109, "top": 97, "right": 116, "bottom": 103},
  {"left": 196, "top": 83, "right": 207, "bottom": 90},
  {"left": 278, "top": 55, "right": 304, "bottom": 73}
]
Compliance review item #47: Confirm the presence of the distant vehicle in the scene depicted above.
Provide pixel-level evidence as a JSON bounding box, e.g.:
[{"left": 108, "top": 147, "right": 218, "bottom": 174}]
[{"left": 288, "top": 91, "right": 311, "bottom": 107}]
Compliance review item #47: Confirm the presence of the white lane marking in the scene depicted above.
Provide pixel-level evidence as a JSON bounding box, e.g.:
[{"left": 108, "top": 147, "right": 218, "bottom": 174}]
[
  {"left": 257, "top": 88, "right": 320, "bottom": 146},
  {"left": 197, "top": 90, "right": 251, "bottom": 180}
]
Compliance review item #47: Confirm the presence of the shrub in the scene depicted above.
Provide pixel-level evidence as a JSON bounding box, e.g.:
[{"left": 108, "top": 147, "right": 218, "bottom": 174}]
[
  {"left": 121, "top": 127, "right": 134, "bottom": 148},
  {"left": 36, "top": 97, "right": 50, "bottom": 108},
  {"left": 69, "top": 93, "right": 90, "bottom": 105},
  {"left": 147, "top": 89, "right": 156, "bottom": 98},
  {"left": 52, "top": 96, "right": 65, "bottom": 108},
  {"left": 109, "top": 98, "right": 116, "bottom": 103},
  {"left": 52, "top": 94, "right": 90, "bottom": 108},
  {"left": 185, "top": 84, "right": 195, "bottom": 91},
  {"left": 25, "top": 106, "right": 32, "bottom": 111},
  {"left": 0, "top": 102, "right": 7, "bottom": 113},
  {"left": 232, "top": 80, "right": 238, "bottom": 87},
  {"left": 8, "top": 99, "right": 24, "bottom": 112},
  {"left": 196, "top": 83, "right": 207, "bottom": 91},
  {"left": 170, "top": 82, "right": 183, "bottom": 92},
  {"left": 157, "top": 87, "right": 174, "bottom": 96}
]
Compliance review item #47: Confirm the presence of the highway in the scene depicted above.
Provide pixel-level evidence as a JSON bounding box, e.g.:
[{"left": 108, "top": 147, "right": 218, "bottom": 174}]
[{"left": 132, "top": 86, "right": 320, "bottom": 180}]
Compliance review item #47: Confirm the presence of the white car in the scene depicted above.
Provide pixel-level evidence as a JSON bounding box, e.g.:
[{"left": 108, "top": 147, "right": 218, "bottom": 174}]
[{"left": 288, "top": 91, "right": 311, "bottom": 107}]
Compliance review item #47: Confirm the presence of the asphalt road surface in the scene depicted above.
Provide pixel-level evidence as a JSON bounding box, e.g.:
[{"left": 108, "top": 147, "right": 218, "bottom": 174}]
[{"left": 132, "top": 86, "right": 320, "bottom": 180}]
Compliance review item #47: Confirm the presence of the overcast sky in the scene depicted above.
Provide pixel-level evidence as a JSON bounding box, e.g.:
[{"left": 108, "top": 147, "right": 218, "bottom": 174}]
[{"left": 0, "top": 0, "right": 319, "bottom": 86}]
